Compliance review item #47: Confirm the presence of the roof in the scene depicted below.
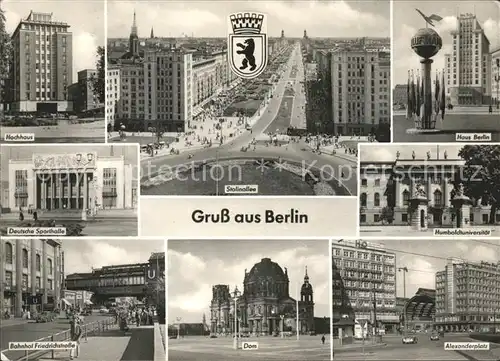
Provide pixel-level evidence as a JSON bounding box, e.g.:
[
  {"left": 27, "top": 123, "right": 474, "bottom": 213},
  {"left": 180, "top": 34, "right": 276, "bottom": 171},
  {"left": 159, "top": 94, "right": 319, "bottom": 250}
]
[
  {"left": 246, "top": 258, "right": 287, "bottom": 283},
  {"left": 404, "top": 293, "right": 436, "bottom": 321}
]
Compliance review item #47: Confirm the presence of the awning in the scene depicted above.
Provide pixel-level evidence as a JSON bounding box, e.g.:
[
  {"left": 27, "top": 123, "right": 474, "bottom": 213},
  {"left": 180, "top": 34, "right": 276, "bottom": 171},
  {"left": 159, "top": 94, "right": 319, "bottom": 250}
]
[
  {"left": 84, "top": 300, "right": 93, "bottom": 305},
  {"left": 61, "top": 298, "right": 71, "bottom": 306}
]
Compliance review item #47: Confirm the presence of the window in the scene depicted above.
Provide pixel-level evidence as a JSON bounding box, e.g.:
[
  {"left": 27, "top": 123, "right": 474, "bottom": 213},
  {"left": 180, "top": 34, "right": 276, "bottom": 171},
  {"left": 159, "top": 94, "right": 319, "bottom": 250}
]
[
  {"left": 36, "top": 254, "right": 41, "bottom": 271},
  {"left": 434, "top": 190, "right": 443, "bottom": 207},
  {"left": 360, "top": 214, "right": 366, "bottom": 223},
  {"left": 36, "top": 276, "right": 41, "bottom": 288},
  {"left": 5, "top": 242, "right": 13, "bottom": 264},
  {"left": 374, "top": 179, "right": 380, "bottom": 187},
  {"left": 102, "top": 168, "right": 117, "bottom": 208},
  {"left": 374, "top": 214, "right": 380, "bottom": 222},
  {"left": 402, "top": 190, "right": 410, "bottom": 206},
  {"left": 15, "top": 170, "right": 28, "bottom": 207},
  {"left": 374, "top": 193, "right": 380, "bottom": 207},
  {"left": 402, "top": 213, "right": 408, "bottom": 222},
  {"left": 22, "top": 275, "right": 28, "bottom": 290},
  {"left": 48, "top": 259, "right": 53, "bottom": 274},
  {"left": 22, "top": 248, "right": 28, "bottom": 268},
  {"left": 5, "top": 271, "right": 13, "bottom": 288},
  {"left": 361, "top": 179, "right": 367, "bottom": 186},
  {"left": 360, "top": 193, "right": 367, "bottom": 207}
]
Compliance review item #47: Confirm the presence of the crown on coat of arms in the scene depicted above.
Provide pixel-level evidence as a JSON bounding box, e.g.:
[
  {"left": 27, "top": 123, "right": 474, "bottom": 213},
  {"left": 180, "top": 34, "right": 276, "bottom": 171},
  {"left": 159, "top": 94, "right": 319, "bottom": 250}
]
[{"left": 230, "top": 13, "right": 264, "bottom": 35}]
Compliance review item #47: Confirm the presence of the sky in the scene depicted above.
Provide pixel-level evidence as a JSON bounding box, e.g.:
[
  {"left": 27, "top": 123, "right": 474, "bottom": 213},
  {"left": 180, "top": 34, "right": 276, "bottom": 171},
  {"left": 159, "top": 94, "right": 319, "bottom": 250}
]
[
  {"left": 61, "top": 238, "right": 165, "bottom": 274},
  {"left": 107, "top": 0, "right": 390, "bottom": 39},
  {"left": 393, "top": 0, "right": 500, "bottom": 86},
  {"left": 3, "top": 0, "right": 105, "bottom": 82},
  {"left": 168, "top": 239, "right": 330, "bottom": 323},
  {"left": 332, "top": 239, "right": 500, "bottom": 298},
  {"left": 0, "top": 144, "right": 138, "bottom": 181},
  {"left": 359, "top": 143, "right": 463, "bottom": 162}
]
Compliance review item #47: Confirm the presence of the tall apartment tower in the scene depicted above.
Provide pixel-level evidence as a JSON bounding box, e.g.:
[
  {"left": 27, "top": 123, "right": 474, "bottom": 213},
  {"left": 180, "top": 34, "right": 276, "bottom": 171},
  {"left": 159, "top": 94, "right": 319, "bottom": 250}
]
[
  {"left": 445, "top": 13, "right": 491, "bottom": 106},
  {"left": 10, "top": 11, "right": 73, "bottom": 112}
]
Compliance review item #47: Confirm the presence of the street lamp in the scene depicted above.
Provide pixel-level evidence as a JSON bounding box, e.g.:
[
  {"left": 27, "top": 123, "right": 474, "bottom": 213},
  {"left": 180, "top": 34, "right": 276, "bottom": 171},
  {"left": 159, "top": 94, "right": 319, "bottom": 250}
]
[
  {"left": 232, "top": 286, "right": 241, "bottom": 350},
  {"left": 280, "top": 314, "right": 285, "bottom": 338},
  {"left": 176, "top": 317, "right": 182, "bottom": 339}
]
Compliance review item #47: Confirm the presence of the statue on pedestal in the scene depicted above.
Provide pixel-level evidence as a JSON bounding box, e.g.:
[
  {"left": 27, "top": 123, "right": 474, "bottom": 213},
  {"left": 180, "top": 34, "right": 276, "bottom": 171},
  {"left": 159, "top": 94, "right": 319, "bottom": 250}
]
[{"left": 414, "top": 182, "right": 427, "bottom": 198}]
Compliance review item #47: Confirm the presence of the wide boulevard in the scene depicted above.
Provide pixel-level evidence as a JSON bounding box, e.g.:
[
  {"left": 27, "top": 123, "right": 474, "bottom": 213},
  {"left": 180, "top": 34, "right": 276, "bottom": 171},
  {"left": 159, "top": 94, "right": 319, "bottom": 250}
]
[
  {"left": 334, "top": 334, "right": 500, "bottom": 360},
  {"left": 140, "top": 43, "right": 357, "bottom": 195}
]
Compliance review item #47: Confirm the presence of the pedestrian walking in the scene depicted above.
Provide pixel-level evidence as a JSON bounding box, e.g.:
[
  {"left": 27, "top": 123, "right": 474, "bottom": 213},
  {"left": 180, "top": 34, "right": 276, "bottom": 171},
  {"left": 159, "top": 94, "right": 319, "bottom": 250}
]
[
  {"left": 135, "top": 310, "right": 140, "bottom": 327},
  {"left": 321, "top": 334, "right": 326, "bottom": 344},
  {"left": 69, "top": 316, "right": 82, "bottom": 360}
]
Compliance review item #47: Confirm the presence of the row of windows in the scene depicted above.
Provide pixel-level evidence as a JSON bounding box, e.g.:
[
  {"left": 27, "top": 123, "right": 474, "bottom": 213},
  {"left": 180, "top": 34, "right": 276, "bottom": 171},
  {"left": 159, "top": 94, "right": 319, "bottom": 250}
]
[{"left": 4, "top": 242, "right": 54, "bottom": 273}]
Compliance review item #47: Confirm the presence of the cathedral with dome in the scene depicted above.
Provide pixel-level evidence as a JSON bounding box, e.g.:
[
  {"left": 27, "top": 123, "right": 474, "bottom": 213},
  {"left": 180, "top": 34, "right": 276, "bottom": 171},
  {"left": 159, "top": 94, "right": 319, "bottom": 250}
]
[{"left": 209, "top": 258, "right": 315, "bottom": 335}]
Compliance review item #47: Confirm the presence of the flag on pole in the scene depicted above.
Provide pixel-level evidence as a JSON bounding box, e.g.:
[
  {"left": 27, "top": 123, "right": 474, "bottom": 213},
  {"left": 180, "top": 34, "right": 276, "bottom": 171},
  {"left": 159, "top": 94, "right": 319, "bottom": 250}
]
[
  {"left": 440, "top": 70, "right": 446, "bottom": 119},
  {"left": 435, "top": 72, "right": 440, "bottom": 114},
  {"left": 406, "top": 70, "right": 412, "bottom": 119},
  {"left": 411, "top": 71, "right": 416, "bottom": 116},
  {"left": 415, "top": 74, "right": 421, "bottom": 117},
  {"left": 415, "top": 9, "right": 444, "bottom": 27}
]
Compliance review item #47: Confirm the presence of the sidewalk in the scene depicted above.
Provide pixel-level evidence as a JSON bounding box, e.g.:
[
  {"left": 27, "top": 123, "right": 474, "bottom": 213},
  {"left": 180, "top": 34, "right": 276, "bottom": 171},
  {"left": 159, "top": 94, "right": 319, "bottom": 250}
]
[
  {"left": 39, "top": 326, "right": 155, "bottom": 361},
  {"left": 0, "top": 318, "right": 29, "bottom": 329}
]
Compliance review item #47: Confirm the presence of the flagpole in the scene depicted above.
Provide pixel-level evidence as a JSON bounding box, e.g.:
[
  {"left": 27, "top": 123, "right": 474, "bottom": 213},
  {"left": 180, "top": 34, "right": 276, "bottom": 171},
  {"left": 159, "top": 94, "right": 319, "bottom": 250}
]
[{"left": 296, "top": 282, "right": 299, "bottom": 341}]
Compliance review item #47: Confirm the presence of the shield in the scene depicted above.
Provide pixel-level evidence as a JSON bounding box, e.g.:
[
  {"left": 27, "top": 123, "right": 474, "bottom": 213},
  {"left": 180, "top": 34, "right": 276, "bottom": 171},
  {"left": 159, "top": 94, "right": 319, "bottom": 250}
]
[{"left": 229, "top": 34, "right": 267, "bottom": 79}]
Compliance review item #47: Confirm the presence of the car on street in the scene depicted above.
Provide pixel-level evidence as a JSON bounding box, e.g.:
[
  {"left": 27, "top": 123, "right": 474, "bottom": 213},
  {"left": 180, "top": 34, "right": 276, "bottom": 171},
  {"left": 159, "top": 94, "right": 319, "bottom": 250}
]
[
  {"left": 430, "top": 333, "right": 440, "bottom": 341},
  {"left": 402, "top": 335, "right": 418, "bottom": 344},
  {"left": 99, "top": 308, "right": 109, "bottom": 314}
]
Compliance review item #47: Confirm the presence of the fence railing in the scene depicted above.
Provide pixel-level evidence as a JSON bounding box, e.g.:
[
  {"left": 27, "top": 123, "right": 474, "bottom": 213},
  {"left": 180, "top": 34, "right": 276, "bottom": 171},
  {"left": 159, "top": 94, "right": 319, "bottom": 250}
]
[{"left": 1, "top": 317, "right": 116, "bottom": 361}]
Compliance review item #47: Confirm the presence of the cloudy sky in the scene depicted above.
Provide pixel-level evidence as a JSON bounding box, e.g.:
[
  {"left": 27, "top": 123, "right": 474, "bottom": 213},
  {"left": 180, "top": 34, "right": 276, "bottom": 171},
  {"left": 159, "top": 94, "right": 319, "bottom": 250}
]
[
  {"left": 168, "top": 239, "right": 330, "bottom": 323},
  {"left": 393, "top": 0, "right": 500, "bottom": 86},
  {"left": 0, "top": 144, "right": 138, "bottom": 181},
  {"left": 107, "top": 0, "right": 390, "bottom": 39},
  {"left": 62, "top": 239, "right": 165, "bottom": 274},
  {"left": 3, "top": 0, "right": 104, "bottom": 81},
  {"left": 347, "top": 239, "right": 500, "bottom": 298},
  {"left": 359, "top": 143, "right": 463, "bottom": 162}
]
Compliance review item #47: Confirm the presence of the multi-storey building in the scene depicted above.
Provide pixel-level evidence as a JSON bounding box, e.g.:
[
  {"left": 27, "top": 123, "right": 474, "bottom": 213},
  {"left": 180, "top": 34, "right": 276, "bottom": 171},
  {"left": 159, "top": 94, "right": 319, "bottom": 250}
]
[
  {"left": 435, "top": 258, "right": 500, "bottom": 332},
  {"left": 9, "top": 11, "right": 73, "bottom": 112},
  {"left": 106, "top": 67, "right": 121, "bottom": 127},
  {"left": 392, "top": 84, "right": 407, "bottom": 107},
  {"left": 445, "top": 13, "right": 491, "bottom": 105},
  {"left": 74, "top": 69, "right": 97, "bottom": 112},
  {"left": 331, "top": 49, "right": 390, "bottom": 136},
  {"left": 332, "top": 240, "right": 398, "bottom": 335},
  {"left": 491, "top": 47, "right": 500, "bottom": 107},
  {"left": 0, "top": 239, "right": 64, "bottom": 316},
  {"left": 192, "top": 51, "right": 231, "bottom": 110},
  {"left": 359, "top": 151, "right": 500, "bottom": 226}
]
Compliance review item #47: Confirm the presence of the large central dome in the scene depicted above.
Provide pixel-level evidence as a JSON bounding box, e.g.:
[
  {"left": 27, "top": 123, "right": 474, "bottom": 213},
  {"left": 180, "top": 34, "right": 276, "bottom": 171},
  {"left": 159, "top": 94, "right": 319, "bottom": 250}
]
[{"left": 247, "top": 258, "right": 287, "bottom": 282}]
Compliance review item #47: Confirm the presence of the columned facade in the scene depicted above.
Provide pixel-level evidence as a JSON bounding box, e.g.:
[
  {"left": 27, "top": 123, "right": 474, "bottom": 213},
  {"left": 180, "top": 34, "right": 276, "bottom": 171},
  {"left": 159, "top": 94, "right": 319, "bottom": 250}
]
[{"left": 8, "top": 152, "right": 137, "bottom": 212}]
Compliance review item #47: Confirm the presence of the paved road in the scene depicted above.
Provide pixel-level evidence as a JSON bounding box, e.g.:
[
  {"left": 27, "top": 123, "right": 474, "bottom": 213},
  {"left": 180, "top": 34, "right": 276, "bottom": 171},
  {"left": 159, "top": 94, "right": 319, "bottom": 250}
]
[
  {"left": 334, "top": 334, "right": 500, "bottom": 360},
  {"left": 168, "top": 336, "right": 330, "bottom": 361},
  {"left": 1, "top": 314, "right": 113, "bottom": 360},
  {"left": 393, "top": 114, "right": 500, "bottom": 142},
  {"left": 141, "top": 43, "right": 357, "bottom": 195}
]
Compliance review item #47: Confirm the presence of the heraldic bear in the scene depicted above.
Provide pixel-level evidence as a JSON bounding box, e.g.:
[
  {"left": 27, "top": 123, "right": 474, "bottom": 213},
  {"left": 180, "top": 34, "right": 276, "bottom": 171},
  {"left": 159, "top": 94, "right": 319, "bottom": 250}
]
[{"left": 236, "top": 38, "right": 257, "bottom": 71}]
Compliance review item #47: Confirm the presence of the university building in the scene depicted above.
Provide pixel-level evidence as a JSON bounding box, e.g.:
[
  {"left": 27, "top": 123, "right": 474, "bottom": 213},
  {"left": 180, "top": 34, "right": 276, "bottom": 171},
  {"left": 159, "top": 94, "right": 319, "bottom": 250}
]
[
  {"left": 359, "top": 153, "right": 500, "bottom": 226},
  {"left": 435, "top": 258, "right": 500, "bottom": 332},
  {"left": 209, "top": 258, "right": 315, "bottom": 336},
  {"left": 445, "top": 13, "right": 491, "bottom": 105},
  {"left": 0, "top": 239, "right": 64, "bottom": 317},
  {"left": 7, "top": 151, "right": 137, "bottom": 211},
  {"left": 332, "top": 240, "right": 399, "bottom": 336},
  {"left": 9, "top": 11, "right": 73, "bottom": 113}
]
